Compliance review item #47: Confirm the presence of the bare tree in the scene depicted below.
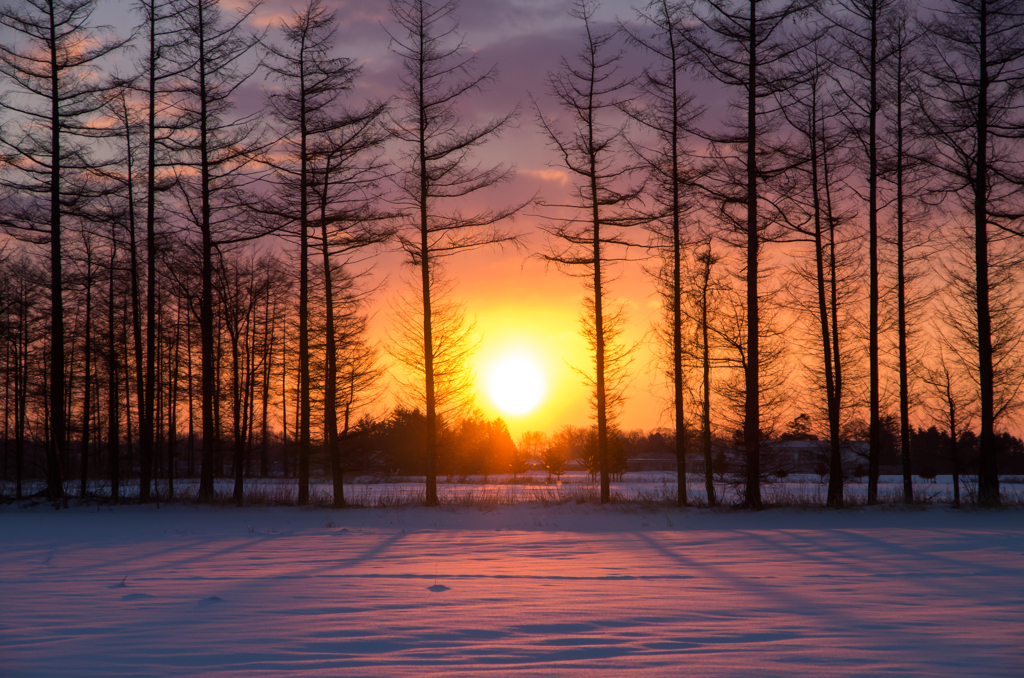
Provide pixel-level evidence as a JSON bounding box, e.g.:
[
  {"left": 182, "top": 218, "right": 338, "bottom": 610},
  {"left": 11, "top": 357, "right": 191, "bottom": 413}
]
[
  {"left": 622, "top": 0, "right": 704, "bottom": 506},
  {"left": 535, "top": 0, "right": 642, "bottom": 504},
  {"left": 691, "top": 244, "right": 724, "bottom": 505},
  {"left": 212, "top": 247, "right": 279, "bottom": 505},
  {"left": 775, "top": 33, "right": 861, "bottom": 506},
  {"left": 262, "top": 0, "right": 357, "bottom": 505},
  {"left": 262, "top": 0, "right": 392, "bottom": 506},
  {"left": 105, "top": 214, "right": 121, "bottom": 501},
  {"left": 387, "top": 0, "right": 523, "bottom": 506},
  {"left": 683, "top": 0, "right": 816, "bottom": 508},
  {"left": 130, "top": 0, "right": 191, "bottom": 503},
  {"left": 922, "top": 350, "right": 975, "bottom": 507},
  {"left": 102, "top": 84, "right": 157, "bottom": 501},
  {"left": 68, "top": 228, "right": 101, "bottom": 497},
  {"left": 878, "top": 1, "right": 931, "bottom": 504},
  {"left": 827, "top": 0, "right": 899, "bottom": 505},
  {"left": 920, "top": 0, "right": 1024, "bottom": 506}
]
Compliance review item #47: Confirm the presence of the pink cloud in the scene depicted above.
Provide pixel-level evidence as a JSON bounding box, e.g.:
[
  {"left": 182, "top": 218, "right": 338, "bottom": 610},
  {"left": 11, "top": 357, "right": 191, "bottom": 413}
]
[{"left": 522, "top": 168, "right": 570, "bottom": 187}]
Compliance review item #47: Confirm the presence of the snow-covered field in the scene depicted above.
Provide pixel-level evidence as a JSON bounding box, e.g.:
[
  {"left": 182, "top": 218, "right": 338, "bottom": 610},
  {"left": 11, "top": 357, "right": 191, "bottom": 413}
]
[
  {"left": 6, "top": 472, "right": 1021, "bottom": 506},
  {"left": 2, "top": 501, "right": 1022, "bottom": 677}
]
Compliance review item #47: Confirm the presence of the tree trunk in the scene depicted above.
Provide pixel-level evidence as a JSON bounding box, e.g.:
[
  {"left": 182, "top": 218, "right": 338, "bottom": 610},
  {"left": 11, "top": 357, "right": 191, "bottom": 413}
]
[
  {"left": 80, "top": 257, "right": 93, "bottom": 498},
  {"left": 14, "top": 299, "right": 27, "bottom": 501},
  {"left": 322, "top": 203, "right": 344, "bottom": 508},
  {"left": 700, "top": 252, "right": 716, "bottom": 506},
  {"left": 197, "top": 0, "right": 216, "bottom": 503},
  {"left": 866, "top": 0, "right": 881, "bottom": 506},
  {"left": 47, "top": 4, "right": 67, "bottom": 503},
  {"left": 974, "top": 2, "right": 998, "bottom": 506},
  {"left": 417, "top": 40, "right": 439, "bottom": 507},
  {"left": 231, "top": 307, "right": 244, "bottom": 505},
  {"left": 895, "top": 76, "right": 912, "bottom": 505},
  {"left": 168, "top": 299, "right": 180, "bottom": 499},
  {"left": 809, "top": 103, "right": 843, "bottom": 508},
  {"left": 297, "top": 106, "right": 311, "bottom": 506},
  {"left": 743, "top": 0, "right": 762, "bottom": 509},
  {"left": 281, "top": 320, "right": 289, "bottom": 480},
  {"left": 949, "top": 397, "right": 960, "bottom": 509},
  {"left": 108, "top": 231, "right": 120, "bottom": 502},
  {"left": 260, "top": 300, "right": 273, "bottom": 478}
]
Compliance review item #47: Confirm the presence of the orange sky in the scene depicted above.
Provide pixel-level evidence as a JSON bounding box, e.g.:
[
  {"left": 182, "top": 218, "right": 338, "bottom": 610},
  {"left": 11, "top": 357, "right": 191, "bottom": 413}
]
[
  {"left": 313, "top": 0, "right": 686, "bottom": 439},
  {"left": 371, "top": 218, "right": 670, "bottom": 440}
]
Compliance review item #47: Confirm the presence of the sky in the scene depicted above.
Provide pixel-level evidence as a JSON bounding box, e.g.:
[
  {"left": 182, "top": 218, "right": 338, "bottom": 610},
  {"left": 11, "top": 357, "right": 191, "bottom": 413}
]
[
  {"left": 70, "top": 0, "right": 739, "bottom": 439},
  {"left": 8, "top": 0, "right": 1009, "bottom": 444},
  {"left": 238, "top": 0, "right": 686, "bottom": 439}
]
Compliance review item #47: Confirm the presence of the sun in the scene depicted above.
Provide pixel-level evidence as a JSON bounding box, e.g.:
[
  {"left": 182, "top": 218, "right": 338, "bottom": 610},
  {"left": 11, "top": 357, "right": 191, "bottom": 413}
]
[{"left": 487, "top": 354, "right": 546, "bottom": 415}]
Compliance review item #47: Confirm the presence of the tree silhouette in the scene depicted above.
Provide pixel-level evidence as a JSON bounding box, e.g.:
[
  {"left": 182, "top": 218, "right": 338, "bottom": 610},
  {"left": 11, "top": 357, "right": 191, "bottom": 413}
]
[
  {"left": 683, "top": 0, "right": 816, "bottom": 508},
  {"left": 621, "top": 0, "right": 704, "bottom": 506},
  {"left": 920, "top": 0, "right": 1024, "bottom": 506},
  {"left": 387, "top": 0, "right": 524, "bottom": 506},
  {"left": 535, "top": 0, "right": 642, "bottom": 504}
]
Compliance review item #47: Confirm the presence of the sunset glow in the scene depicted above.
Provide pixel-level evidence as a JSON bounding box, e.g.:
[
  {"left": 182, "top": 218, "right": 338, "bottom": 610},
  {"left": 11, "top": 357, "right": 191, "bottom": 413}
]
[{"left": 487, "top": 353, "right": 546, "bottom": 415}]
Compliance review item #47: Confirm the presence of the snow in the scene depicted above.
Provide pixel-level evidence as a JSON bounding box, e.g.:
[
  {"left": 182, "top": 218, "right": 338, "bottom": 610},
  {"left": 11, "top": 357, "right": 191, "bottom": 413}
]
[
  {"left": 2, "top": 499, "right": 1022, "bottom": 677},
  {"left": 7, "top": 472, "right": 1019, "bottom": 506}
]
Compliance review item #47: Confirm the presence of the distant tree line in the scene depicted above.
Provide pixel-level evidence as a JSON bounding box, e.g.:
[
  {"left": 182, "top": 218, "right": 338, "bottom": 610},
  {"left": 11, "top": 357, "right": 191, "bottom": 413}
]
[{"left": 1, "top": 0, "right": 1022, "bottom": 507}]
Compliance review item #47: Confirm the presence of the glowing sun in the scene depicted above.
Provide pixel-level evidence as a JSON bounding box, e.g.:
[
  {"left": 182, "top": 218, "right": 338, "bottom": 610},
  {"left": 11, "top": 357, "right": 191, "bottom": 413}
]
[{"left": 487, "top": 354, "right": 546, "bottom": 415}]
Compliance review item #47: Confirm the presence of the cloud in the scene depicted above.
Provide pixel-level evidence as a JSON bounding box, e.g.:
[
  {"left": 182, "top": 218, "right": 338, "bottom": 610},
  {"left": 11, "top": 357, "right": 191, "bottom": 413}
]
[{"left": 522, "top": 169, "right": 570, "bottom": 187}]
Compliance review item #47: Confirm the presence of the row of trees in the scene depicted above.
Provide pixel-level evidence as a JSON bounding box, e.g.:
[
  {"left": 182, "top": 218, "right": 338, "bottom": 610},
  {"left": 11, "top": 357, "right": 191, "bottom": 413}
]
[
  {"left": 2, "top": 0, "right": 1023, "bottom": 508},
  {"left": 547, "top": 0, "right": 1024, "bottom": 509},
  {"left": 0, "top": 0, "right": 396, "bottom": 506}
]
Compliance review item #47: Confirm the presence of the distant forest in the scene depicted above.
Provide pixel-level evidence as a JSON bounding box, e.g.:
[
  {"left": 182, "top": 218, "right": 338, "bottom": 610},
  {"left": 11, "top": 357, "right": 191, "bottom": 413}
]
[{"left": 1, "top": 0, "right": 1023, "bottom": 507}]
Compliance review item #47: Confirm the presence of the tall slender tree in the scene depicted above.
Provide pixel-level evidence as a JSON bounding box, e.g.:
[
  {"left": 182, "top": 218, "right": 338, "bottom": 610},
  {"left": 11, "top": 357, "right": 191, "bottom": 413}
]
[
  {"left": 72, "top": 229, "right": 99, "bottom": 497},
  {"left": 921, "top": 0, "right": 1024, "bottom": 506},
  {"left": 310, "top": 124, "right": 390, "bottom": 507},
  {"left": 263, "top": 0, "right": 348, "bottom": 505},
  {"left": 387, "top": 0, "right": 523, "bottom": 506},
  {"left": 131, "top": 0, "right": 191, "bottom": 503},
  {"left": 105, "top": 215, "right": 121, "bottom": 502},
  {"left": 776, "top": 33, "right": 859, "bottom": 507},
  {"left": 827, "top": 0, "right": 898, "bottom": 505},
  {"left": 103, "top": 84, "right": 153, "bottom": 500},
  {"left": 622, "top": 0, "right": 704, "bottom": 506},
  {"left": 683, "top": 0, "right": 815, "bottom": 508},
  {"left": 879, "top": 1, "right": 929, "bottom": 504},
  {"left": 536, "top": 0, "right": 642, "bottom": 505},
  {"left": 692, "top": 245, "right": 721, "bottom": 505}
]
